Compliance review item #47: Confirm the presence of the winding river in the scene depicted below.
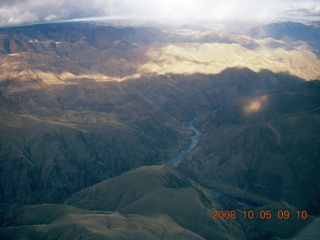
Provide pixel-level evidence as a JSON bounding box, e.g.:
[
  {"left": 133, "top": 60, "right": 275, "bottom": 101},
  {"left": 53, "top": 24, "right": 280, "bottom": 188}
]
[
  {"left": 170, "top": 119, "right": 201, "bottom": 167},
  {"left": 169, "top": 119, "right": 262, "bottom": 207}
]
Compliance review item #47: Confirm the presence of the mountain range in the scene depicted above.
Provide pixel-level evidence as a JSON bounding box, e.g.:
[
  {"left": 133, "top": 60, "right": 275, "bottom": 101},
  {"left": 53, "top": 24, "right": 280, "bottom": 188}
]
[{"left": 0, "top": 20, "right": 319, "bottom": 239}]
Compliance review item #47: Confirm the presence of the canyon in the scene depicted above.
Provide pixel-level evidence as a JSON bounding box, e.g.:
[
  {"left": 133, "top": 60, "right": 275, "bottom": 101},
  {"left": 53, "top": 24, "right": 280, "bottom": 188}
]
[{"left": 0, "top": 21, "right": 320, "bottom": 239}]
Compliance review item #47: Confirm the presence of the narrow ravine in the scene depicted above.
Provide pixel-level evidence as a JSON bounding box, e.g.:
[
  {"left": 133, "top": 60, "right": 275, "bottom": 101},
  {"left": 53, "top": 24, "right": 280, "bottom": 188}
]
[
  {"left": 170, "top": 119, "right": 201, "bottom": 167},
  {"left": 169, "top": 118, "right": 262, "bottom": 207}
]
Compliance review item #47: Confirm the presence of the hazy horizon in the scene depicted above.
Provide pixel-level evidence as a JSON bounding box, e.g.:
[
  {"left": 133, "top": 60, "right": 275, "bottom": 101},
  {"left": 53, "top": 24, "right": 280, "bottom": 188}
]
[{"left": 0, "top": 0, "right": 319, "bottom": 27}]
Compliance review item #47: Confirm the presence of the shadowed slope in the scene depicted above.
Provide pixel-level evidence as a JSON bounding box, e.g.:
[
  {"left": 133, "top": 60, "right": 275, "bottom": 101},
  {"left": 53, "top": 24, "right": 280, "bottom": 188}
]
[
  {"left": 179, "top": 80, "right": 320, "bottom": 214},
  {"left": 65, "top": 164, "right": 246, "bottom": 240},
  {"left": 0, "top": 68, "right": 304, "bottom": 204},
  {"left": 0, "top": 203, "right": 206, "bottom": 240},
  {"left": 0, "top": 79, "right": 191, "bottom": 203}
]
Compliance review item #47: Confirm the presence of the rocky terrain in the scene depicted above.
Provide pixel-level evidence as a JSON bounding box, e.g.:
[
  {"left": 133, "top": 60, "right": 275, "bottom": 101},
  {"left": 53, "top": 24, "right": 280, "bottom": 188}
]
[{"left": 0, "top": 21, "right": 319, "bottom": 239}]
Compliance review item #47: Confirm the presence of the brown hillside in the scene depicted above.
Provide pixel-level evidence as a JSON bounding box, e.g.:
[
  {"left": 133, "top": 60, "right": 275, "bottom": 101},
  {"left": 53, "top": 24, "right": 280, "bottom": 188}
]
[{"left": 179, "top": 80, "right": 320, "bottom": 214}]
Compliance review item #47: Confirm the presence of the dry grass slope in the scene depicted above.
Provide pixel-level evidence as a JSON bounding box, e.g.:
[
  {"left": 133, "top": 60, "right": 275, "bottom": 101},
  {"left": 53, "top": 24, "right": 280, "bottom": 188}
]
[
  {"left": 66, "top": 164, "right": 246, "bottom": 239},
  {"left": 0, "top": 204, "right": 206, "bottom": 239}
]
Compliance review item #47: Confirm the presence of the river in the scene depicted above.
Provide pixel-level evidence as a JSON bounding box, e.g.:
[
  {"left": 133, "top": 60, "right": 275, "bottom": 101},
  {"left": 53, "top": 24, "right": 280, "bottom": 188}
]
[
  {"left": 169, "top": 118, "right": 262, "bottom": 207},
  {"left": 170, "top": 119, "right": 201, "bottom": 167}
]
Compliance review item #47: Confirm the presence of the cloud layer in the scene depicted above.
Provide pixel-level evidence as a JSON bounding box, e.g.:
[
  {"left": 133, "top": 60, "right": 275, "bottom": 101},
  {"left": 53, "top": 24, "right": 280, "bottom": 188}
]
[{"left": 0, "top": 0, "right": 319, "bottom": 27}]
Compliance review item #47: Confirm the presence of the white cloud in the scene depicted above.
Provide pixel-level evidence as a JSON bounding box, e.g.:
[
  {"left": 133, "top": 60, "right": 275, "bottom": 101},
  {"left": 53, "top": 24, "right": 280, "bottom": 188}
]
[
  {"left": 0, "top": 6, "right": 39, "bottom": 26},
  {"left": 0, "top": 0, "right": 319, "bottom": 27},
  {"left": 44, "top": 15, "right": 60, "bottom": 22},
  {"left": 313, "top": 6, "right": 320, "bottom": 14}
]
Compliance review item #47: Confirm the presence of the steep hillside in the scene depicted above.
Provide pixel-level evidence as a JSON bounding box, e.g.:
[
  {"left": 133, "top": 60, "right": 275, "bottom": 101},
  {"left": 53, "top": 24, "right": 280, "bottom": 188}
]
[
  {"left": 0, "top": 83, "right": 191, "bottom": 203},
  {"left": 0, "top": 165, "right": 247, "bottom": 240},
  {"left": 179, "top": 80, "right": 320, "bottom": 214},
  {"left": 65, "top": 165, "right": 245, "bottom": 240},
  {"left": 1, "top": 164, "right": 313, "bottom": 240},
  {"left": 250, "top": 21, "right": 320, "bottom": 58},
  {"left": 1, "top": 22, "right": 319, "bottom": 83}
]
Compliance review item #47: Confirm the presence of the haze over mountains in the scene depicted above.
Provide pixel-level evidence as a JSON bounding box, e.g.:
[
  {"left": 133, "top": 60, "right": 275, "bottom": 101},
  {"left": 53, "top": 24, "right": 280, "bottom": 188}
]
[{"left": 0, "top": 20, "right": 320, "bottom": 239}]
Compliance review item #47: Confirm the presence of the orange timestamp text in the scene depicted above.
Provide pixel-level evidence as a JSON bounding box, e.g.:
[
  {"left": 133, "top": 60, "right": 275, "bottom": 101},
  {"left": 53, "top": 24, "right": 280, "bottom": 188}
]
[{"left": 212, "top": 210, "right": 308, "bottom": 220}]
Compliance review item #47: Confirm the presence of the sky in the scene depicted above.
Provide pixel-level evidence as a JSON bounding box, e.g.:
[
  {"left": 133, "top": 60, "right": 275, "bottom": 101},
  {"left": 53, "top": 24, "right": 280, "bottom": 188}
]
[{"left": 0, "top": 0, "right": 319, "bottom": 27}]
